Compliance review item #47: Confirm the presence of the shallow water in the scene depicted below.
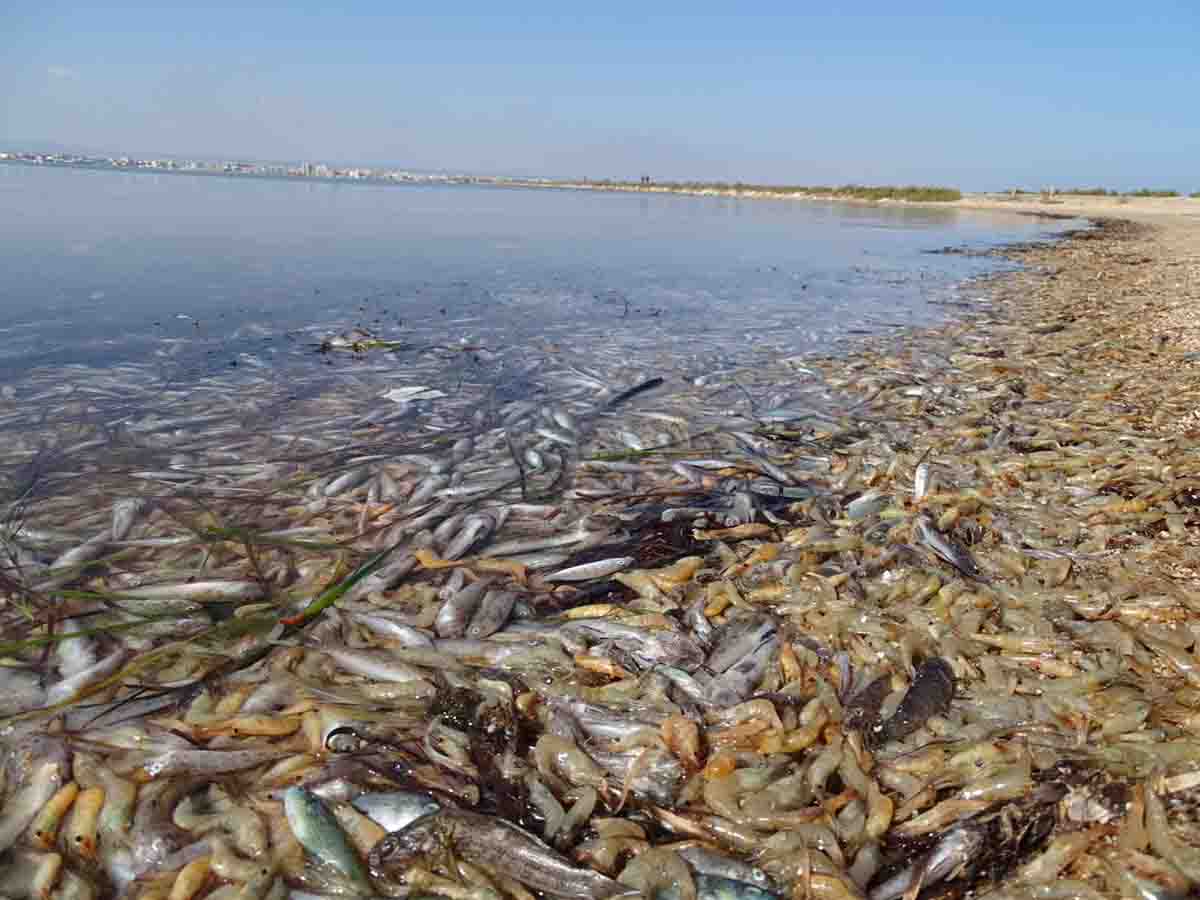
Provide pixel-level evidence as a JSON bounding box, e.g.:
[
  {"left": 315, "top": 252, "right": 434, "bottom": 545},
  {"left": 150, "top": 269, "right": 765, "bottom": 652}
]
[
  {"left": 0, "top": 162, "right": 1082, "bottom": 515},
  {"left": 1, "top": 163, "right": 1073, "bottom": 386}
]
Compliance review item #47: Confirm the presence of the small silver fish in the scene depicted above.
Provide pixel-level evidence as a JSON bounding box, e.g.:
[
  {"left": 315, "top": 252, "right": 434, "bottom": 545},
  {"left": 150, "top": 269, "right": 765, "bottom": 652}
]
[
  {"left": 351, "top": 791, "right": 441, "bottom": 834},
  {"left": 914, "top": 513, "right": 984, "bottom": 581},
  {"left": 544, "top": 556, "right": 635, "bottom": 582},
  {"left": 912, "top": 461, "right": 931, "bottom": 504}
]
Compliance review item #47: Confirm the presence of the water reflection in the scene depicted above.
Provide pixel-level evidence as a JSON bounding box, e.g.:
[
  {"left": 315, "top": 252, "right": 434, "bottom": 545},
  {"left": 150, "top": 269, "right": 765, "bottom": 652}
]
[{"left": 0, "top": 163, "right": 1072, "bottom": 388}]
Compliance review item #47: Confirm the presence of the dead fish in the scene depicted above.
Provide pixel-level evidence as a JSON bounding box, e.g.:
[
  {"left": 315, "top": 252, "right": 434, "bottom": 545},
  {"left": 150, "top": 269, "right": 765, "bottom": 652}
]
[
  {"left": 843, "top": 676, "right": 892, "bottom": 734},
  {"left": 43, "top": 648, "right": 131, "bottom": 708},
  {"left": 436, "top": 579, "right": 491, "bottom": 638},
  {"left": 465, "top": 588, "right": 518, "bottom": 639},
  {"left": 675, "top": 846, "right": 777, "bottom": 894},
  {"left": 705, "top": 615, "right": 778, "bottom": 676},
  {"left": 869, "top": 823, "right": 983, "bottom": 900},
  {"left": 562, "top": 620, "right": 706, "bottom": 671},
  {"left": 912, "top": 461, "right": 931, "bottom": 504},
  {"left": 914, "top": 513, "right": 984, "bottom": 581},
  {"left": 442, "top": 513, "right": 498, "bottom": 560},
  {"left": 369, "top": 808, "right": 637, "bottom": 899},
  {"left": 606, "top": 377, "right": 665, "bottom": 409},
  {"left": 284, "top": 786, "right": 373, "bottom": 891},
  {"left": 351, "top": 791, "right": 441, "bottom": 834},
  {"left": 667, "top": 874, "right": 783, "bottom": 900},
  {"left": 110, "top": 497, "right": 149, "bottom": 541},
  {"left": 545, "top": 556, "right": 636, "bottom": 582},
  {"left": 871, "top": 657, "right": 956, "bottom": 747}
]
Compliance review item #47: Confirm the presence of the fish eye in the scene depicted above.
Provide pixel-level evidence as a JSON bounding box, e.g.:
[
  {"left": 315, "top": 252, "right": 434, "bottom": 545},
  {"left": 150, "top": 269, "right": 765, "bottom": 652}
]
[{"left": 324, "top": 725, "right": 364, "bottom": 753}]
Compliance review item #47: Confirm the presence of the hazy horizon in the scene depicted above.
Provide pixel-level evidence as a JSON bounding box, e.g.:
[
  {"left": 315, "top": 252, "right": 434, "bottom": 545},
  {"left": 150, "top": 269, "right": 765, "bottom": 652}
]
[
  {"left": 3, "top": 3, "right": 1198, "bottom": 192},
  {"left": 4, "top": 139, "right": 1198, "bottom": 195}
]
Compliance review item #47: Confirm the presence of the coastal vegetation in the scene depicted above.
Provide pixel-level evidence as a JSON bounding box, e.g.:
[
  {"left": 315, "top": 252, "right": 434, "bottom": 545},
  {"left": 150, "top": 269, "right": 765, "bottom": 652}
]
[
  {"left": 584, "top": 180, "right": 963, "bottom": 202},
  {"left": 1005, "top": 186, "right": 1188, "bottom": 199}
]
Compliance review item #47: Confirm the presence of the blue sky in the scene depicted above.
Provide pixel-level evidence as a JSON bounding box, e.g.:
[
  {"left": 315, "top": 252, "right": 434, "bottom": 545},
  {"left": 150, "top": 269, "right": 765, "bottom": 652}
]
[{"left": 2, "top": 2, "right": 1197, "bottom": 190}]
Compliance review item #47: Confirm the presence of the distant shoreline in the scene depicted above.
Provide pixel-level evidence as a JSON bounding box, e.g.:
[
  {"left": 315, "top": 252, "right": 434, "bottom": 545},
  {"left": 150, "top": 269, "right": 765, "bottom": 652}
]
[
  {"left": 3, "top": 156, "right": 1197, "bottom": 222},
  {"left": 509, "top": 178, "right": 1200, "bottom": 224}
]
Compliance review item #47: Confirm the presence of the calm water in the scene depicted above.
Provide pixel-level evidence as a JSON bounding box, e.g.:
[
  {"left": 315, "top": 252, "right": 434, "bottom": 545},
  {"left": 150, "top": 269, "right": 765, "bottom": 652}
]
[{"left": 0, "top": 163, "right": 1073, "bottom": 387}]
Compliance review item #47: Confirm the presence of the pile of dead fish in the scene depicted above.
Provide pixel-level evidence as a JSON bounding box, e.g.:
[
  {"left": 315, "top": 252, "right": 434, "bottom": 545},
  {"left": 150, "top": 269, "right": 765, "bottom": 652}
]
[{"left": 6, "top": 219, "right": 1200, "bottom": 900}]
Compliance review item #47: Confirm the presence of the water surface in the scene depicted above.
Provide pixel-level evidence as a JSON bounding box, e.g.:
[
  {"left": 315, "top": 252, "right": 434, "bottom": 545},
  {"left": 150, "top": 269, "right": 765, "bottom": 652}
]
[{"left": 0, "top": 163, "right": 1074, "bottom": 389}]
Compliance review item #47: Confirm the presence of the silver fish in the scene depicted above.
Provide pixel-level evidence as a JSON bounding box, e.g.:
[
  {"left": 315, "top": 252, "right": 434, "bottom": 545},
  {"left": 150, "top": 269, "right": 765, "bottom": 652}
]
[
  {"left": 914, "top": 513, "right": 984, "bottom": 581},
  {"left": 544, "top": 556, "right": 635, "bottom": 582},
  {"left": 351, "top": 791, "right": 441, "bottom": 834},
  {"left": 369, "top": 809, "right": 636, "bottom": 899}
]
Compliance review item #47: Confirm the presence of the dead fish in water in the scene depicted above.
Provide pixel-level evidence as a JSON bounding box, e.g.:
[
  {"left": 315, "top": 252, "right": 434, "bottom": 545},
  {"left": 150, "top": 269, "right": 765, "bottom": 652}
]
[
  {"left": 664, "top": 873, "right": 784, "bottom": 900},
  {"left": 606, "top": 377, "right": 665, "bottom": 410},
  {"left": 675, "top": 846, "right": 778, "bottom": 894},
  {"left": 703, "top": 614, "right": 780, "bottom": 708},
  {"left": 284, "top": 786, "right": 374, "bottom": 891},
  {"left": 869, "top": 823, "right": 983, "bottom": 900},
  {"left": 912, "top": 460, "right": 932, "bottom": 505},
  {"left": 442, "top": 512, "right": 498, "bottom": 560},
  {"left": 545, "top": 556, "right": 636, "bottom": 582},
  {"left": 368, "top": 808, "right": 638, "bottom": 899},
  {"left": 914, "top": 513, "right": 985, "bottom": 581},
  {"left": 351, "top": 790, "right": 441, "bottom": 834},
  {"left": 561, "top": 619, "right": 706, "bottom": 671},
  {"left": 705, "top": 614, "right": 778, "bottom": 676},
  {"left": 436, "top": 578, "right": 491, "bottom": 638},
  {"left": 843, "top": 675, "right": 892, "bottom": 735},
  {"left": 0, "top": 737, "right": 71, "bottom": 854},
  {"left": 465, "top": 588, "right": 518, "bottom": 639},
  {"left": 870, "top": 657, "right": 956, "bottom": 748}
]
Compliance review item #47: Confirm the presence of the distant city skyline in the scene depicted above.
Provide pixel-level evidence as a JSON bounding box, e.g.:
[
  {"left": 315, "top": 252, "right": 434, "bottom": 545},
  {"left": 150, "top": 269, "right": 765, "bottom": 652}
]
[
  {"left": 3, "top": 3, "right": 1198, "bottom": 192},
  {"left": 0, "top": 139, "right": 551, "bottom": 182}
]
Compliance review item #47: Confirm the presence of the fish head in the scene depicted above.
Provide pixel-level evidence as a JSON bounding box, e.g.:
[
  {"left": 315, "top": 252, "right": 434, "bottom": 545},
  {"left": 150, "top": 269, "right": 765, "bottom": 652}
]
[{"left": 367, "top": 816, "right": 443, "bottom": 874}]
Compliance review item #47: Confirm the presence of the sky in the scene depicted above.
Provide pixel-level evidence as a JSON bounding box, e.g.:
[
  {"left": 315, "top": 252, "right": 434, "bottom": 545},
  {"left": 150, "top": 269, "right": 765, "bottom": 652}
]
[{"left": 2, "top": 2, "right": 1198, "bottom": 191}]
